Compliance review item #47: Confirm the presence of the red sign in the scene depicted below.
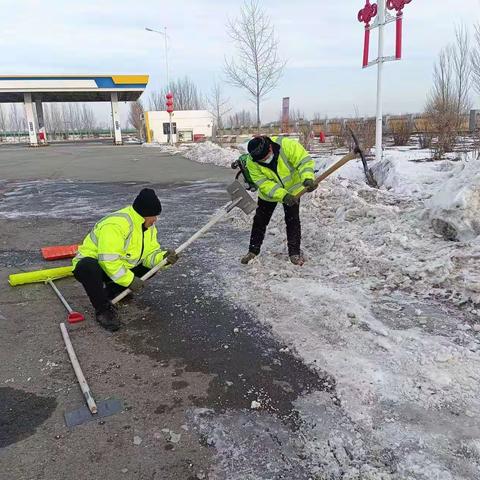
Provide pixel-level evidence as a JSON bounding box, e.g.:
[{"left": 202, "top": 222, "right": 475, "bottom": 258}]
[
  {"left": 387, "top": 0, "right": 411, "bottom": 12},
  {"left": 358, "top": 1, "right": 378, "bottom": 68},
  {"left": 358, "top": 0, "right": 412, "bottom": 64},
  {"left": 386, "top": 0, "right": 413, "bottom": 59}
]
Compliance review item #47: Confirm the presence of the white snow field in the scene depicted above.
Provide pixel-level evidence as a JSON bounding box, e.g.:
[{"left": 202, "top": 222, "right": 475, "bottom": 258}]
[{"left": 151, "top": 140, "right": 480, "bottom": 479}]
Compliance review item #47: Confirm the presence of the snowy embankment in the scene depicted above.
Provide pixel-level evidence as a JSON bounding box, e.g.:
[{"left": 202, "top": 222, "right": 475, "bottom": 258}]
[
  {"left": 153, "top": 140, "right": 480, "bottom": 478},
  {"left": 147, "top": 139, "right": 480, "bottom": 305},
  {"left": 227, "top": 146, "right": 480, "bottom": 479}
]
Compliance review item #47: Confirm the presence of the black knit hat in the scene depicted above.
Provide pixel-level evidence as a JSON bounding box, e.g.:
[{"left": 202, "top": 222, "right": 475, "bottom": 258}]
[
  {"left": 133, "top": 188, "right": 162, "bottom": 217},
  {"left": 248, "top": 136, "right": 271, "bottom": 161}
]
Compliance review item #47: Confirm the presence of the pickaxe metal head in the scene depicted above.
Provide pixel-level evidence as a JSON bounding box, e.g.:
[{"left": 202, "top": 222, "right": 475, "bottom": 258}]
[{"left": 347, "top": 126, "right": 378, "bottom": 188}]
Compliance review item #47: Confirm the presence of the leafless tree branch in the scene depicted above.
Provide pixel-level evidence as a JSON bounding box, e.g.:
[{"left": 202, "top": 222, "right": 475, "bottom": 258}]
[{"left": 224, "top": 0, "right": 285, "bottom": 129}]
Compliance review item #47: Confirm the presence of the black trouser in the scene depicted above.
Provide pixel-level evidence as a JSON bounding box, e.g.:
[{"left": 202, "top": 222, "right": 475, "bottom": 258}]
[
  {"left": 249, "top": 198, "right": 301, "bottom": 256},
  {"left": 73, "top": 257, "right": 149, "bottom": 313}
]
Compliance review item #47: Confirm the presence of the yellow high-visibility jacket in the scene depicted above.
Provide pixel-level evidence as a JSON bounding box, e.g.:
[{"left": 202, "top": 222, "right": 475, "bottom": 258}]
[
  {"left": 246, "top": 136, "right": 315, "bottom": 203},
  {"left": 72, "top": 206, "right": 167, "bottom": 287}
]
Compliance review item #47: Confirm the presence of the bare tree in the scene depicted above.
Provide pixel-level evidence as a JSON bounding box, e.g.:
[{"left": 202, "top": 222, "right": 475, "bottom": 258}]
[
  {"left": 226, "top": 109, "right": 254, "bottom": 128},
  {"left": 44, "top": 103, "right": 64, "bottom": 140},
  {"left": 50, "top": 104, "right": 63, "bottom": 137},
  {"left": 80, "top": 104, "right": 97, "bottom": 136},
  {"left": 129, "top": 101, "right": 145, "bottom": 140},
  {"left": 453, "top": 25, "right": 471, "bottom": 117},
  {"left": 9, "top": 104, "right": 23, "bottom": 141},
  {"left": 149, "top": 91, "right": 164, "bottom": 111},
  {"left": 426, "top": 26, "right": 471, "bottom": 158},
  {"left": 471, "top": 23, "right": 480, "bottom": 96},
  {"left": 207, "top": 82, "right": 231, "bottom": 136},
  {"left": 61, "top": 104, "right": 73, "bottom": 137},
  {"left": 0, "top": 105, "right": 6, "bottom": 142},
  {"left": 391, "top": 118, "right": 413, "bottom": 146},
  {"left": 224, "top": 0, "right": 285, "bottom": 129},
  {"left": 149, "top": 77, "right": 204, "bottom": 111},
  {"left": 172, "top": 77, "right": 204, "bottom": 110}
]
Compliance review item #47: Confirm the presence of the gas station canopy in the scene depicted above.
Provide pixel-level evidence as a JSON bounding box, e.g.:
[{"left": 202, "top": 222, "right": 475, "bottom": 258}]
[
  {"left": 0, "top": 74, "right": 149, "bottom": 103},
  {"left": 0, "top": 74, "right": 149, "bottom": 145}
]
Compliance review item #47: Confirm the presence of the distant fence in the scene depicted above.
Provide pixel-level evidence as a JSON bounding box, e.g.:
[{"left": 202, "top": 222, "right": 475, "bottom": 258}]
[{"left": 219, "top": 110, "right": 480, "bottom": 138}]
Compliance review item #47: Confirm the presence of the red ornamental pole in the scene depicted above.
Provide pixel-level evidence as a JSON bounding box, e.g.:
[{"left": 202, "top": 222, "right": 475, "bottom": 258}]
[
  {"left": 387, "top": 0, "right": 412, "bottom": 60},
  {"left": 358, "top": 1, "right": 378, "bottom": 68}
]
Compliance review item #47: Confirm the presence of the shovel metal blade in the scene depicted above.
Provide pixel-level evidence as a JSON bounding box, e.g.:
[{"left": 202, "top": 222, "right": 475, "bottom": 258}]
[
  {"left": 227, "top": 180, "right": 256, "bottom": 215},
  {"left": 64, "top": 398, "right": 123, "bottom": 428}
]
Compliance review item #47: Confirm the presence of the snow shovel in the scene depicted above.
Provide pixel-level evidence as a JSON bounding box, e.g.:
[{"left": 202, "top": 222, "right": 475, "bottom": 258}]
[
  {"left": 46, "top": 279, "right": 84, "bottom": 324},
  {"left": 111, "top": 180, "right": 256, "bottom": 305},
  {"left": 60, "top": 322, "right": 123, "bottom": 427}
]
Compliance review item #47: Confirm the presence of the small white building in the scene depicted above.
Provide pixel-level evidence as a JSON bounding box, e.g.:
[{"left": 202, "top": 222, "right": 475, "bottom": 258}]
[{"left": 145, "top": 110, "right": 213, "bottom": 143}]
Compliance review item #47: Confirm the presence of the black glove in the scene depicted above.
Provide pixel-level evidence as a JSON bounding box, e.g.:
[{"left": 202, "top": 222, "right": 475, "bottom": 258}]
[
  {"left": 164, "top": 248, "right": 179, "bottom": 265},
  {"left": 282, "top": 194, "right": 298, "bottom": 207},
  {"left": 128, "top": 276, "right": 144, "bottom": 292},
  {"left": 303, "top": 179, "right": 318, "bottom": 192}
]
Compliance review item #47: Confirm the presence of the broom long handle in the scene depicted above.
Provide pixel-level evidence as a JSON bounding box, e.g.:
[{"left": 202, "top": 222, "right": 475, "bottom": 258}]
[{"left": 47, "top": 279, "right": 73, "bottom": 314}]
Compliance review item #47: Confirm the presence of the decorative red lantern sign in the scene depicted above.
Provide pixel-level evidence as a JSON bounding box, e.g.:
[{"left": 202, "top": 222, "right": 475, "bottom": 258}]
[
  {"left": 356, "top": 0, "right": 413, "bottom": 163},
  {"left": 387, "top": 0, "right": 412, "bottom": 60},
  {"left": 166, "top": 92, "right": 174, "bottom": 114},
  {"left": 358, "top": 1, "right": 378, "bottom": 68}
]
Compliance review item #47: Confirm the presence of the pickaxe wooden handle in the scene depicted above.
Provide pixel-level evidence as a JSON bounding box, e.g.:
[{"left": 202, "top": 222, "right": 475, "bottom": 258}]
[
  {"left": 294, "top": 150, "right": 360, "bottom": 200},
  {"left": 295, "top": 127, "right": 376, "bottom": 200}
]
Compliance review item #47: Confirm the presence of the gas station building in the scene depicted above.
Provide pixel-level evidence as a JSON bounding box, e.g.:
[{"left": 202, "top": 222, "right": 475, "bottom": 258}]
[{"left": 0, "top": 75, "right": 149, "bottom": 146}]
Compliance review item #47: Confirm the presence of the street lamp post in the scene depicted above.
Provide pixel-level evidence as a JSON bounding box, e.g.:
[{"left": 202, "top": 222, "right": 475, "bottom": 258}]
[{"left": 146, "top": 26, "right": 174, "bottom": 145}]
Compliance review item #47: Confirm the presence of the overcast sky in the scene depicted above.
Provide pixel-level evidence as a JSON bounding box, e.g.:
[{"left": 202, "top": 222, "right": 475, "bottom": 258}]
[{"left": 2, "top": 0, "right": 480, "bottom": 124}]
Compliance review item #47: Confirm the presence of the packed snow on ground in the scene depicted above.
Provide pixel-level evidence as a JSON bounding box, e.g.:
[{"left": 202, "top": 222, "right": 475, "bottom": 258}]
[{"left": 182, "top": 140, "right": 480, "bottom": 479}]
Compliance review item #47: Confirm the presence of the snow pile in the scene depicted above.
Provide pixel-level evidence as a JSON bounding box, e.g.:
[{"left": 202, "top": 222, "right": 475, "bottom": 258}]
[
  {"left": 426, "top": 156, "right": 480, "bottom": 241},
  {"left": 141, "top": 142, "right": 181, "bottom": 155},
  {"left": 185, "top": 143, "right": 480, "bottom": 478},
  {"left": 182, "top": 141, "right": 240, "bottom": 168},
  {"left": 211, "top": 169, "right": 480, "bottom": 478},
  {"left": 143, "top": 141, "right": 240, "bottom": 168}
]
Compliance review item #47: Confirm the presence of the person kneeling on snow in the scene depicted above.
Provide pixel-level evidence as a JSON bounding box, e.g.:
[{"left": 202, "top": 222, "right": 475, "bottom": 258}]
[
  {"left": 73, "top": 188, "right": 178, "bottom": 332},
  {"left": 241, "top": 135, "right": 317, "bottom": 266}
]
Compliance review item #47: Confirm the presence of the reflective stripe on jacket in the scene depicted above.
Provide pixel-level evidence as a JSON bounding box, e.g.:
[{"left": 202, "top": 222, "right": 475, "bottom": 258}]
[
  {"left": 72, "top": 206, "right": 166, "bottom": 287},
  {"left": 246, "top": 136, "right": 315, "bottom": 203}
]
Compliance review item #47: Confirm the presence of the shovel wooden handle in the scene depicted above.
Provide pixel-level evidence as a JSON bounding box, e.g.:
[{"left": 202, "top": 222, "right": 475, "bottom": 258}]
[
  {"left": 295, "top": 151, "right": 358, "bottom": 201},
  {"left": 60, "top": 323, "right": 97, "bottom": 414},
  {"left": 111, "top": 199, "right": 241, "bottom": 305}
]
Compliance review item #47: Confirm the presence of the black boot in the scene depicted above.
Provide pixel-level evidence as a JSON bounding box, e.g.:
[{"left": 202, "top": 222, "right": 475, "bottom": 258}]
[{"left": 95, "top": 306, "right": 120, "bottom": 332}]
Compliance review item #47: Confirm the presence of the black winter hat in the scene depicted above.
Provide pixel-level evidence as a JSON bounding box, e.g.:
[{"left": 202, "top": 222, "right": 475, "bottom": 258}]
[
  {"left": 133, "top": 188, "right": 162, "bottom": 217},
  {"left": 248, "top": 136, "right": 271, "bottom": 161}
]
